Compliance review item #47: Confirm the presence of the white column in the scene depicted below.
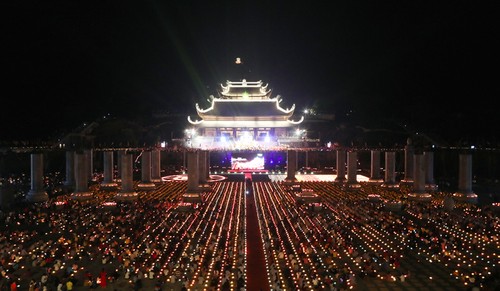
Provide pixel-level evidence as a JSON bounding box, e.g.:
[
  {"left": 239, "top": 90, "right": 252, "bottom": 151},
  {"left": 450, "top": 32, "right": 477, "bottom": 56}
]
[
  {"left": 409, "top": 153, "right": 431, "bottom": 201},
  {"left": 115, "top": 151, "right": 138, "bottom": 201},
  {"left": 85, "top": 149, "right": 93, "bottom": 182},
  {"left": 286, "top": 150, "right": 297, "bottom": 182},
  {"left": 401, "top": 139, "right": 414, "bottom": 184},
  {"left": 453, "top": 153, "right": 477, "bottom": 203},
  {"left": 334, "top": 149, "right": 346, "bottom": 183},
  {"left": 369, "top": 150, "right": 383, "bottom": 183},
  {"left": 138, "top": 150, "right": 156, "bottom": 190},
  {"left": 151, "top": 148, "right": 161, "bottom": 183},
  {"left": 101, "top": 151, "right": 118, "bottom": 189},
  {"left": 199, "top": 150, "right": 208, "bottom": 185},
  {"left": 382, "top": 151, "right": 397, "bottom": 188},
  {"left": 26, "top": 152, "right": 48, "bottom": 202},
  {"left": 424, "top": 151, "right": 437, "bottom": 190},
  {"left": 187, "top": 150, "right": 200, "bottom": 192},
  {"left": 198, "top": 150, "right": 211, "bottom": 190},
  {"left": 71, "top": 151, "right": 93, "bottom": 201},
  {"left": 116, "top": 150, "right": 123, "bottom": 183},
  {"left": 63, "top": 150, "right": 75, "bottom": 189},
  {"left": 346, "top": 151, "right": 359, "bottom": 187}
]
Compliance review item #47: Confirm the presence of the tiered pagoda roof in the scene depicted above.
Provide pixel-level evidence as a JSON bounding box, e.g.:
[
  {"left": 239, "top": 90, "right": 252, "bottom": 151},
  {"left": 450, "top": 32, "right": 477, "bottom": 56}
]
[{"left": 188, "top": 79, "right": 303, "bottom": 127}]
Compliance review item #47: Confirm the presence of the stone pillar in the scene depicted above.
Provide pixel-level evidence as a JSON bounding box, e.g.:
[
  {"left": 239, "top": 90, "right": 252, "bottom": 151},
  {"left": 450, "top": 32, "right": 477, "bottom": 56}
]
[
  {"left": 296, "top": 150, "right": 299, "bottom": 173},
  {"left": 115, "top": 151, "right": 138, "bottom": 201},
  {"left": 63, "top": 150, "right": 75, "bottom": 190},
  {"left": 183, "top": 149, "right": 187, "bottom": 172},
  {"left": 26, "top": 152, "right": 48, "bottom": 202},
  {"left": 187, "top": 151, "right": 201, "bottom": 192},
  {"left": 101, "top": 151, "right": 118, "bottom": 189},
  {"left": 409, "top": 153, "right": 431, "bottom": 202},
  {"left": 346, "top": 151, "right": 360, "bottom": 188},
  {"left": 369, "top": 150, "right": 383, "bottom": 183},
  {"left": 199, "top": 150, "right": 207, "bottom": 185},
  {"left": 334, "top": 149, "right": 346, "bottom": 183},
  {"left": 85, "top": 149, "right": 93, "bottom": 182},
  {"left": 424, "top": 151, "right": 437, "bottom": 190},
  {"left": 383, "top": 151, "right": 398, "bottom": 188},
  {"left": 138, "top": 150, "right": 156, "bottom": 190},
  {"left": 116, "top": 150, "right": 123, "bottom": 183},
  {"left": 453, "top": 153, "right": 477, "bottom": 203},
  {"left": 401, "top": 138, "right": 414, "bottom": 184},
  {"left": 151, "top": 148, "right": 162, "bottom": 183},
  {"left": 286, "top": 150, "right": 297, "bottom": 182},
  {"left": 198, "top": 150, "right": 211, "bottom": 190},
  {"left": 71, "top": 151, "right": 93, "bottom": 201},
  {"left": 205, "top": 150, "right": 211, "bottom": 180}
]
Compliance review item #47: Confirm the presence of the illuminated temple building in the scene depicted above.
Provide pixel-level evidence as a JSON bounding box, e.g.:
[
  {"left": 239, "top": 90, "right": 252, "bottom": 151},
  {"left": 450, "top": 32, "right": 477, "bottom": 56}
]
[{"left": 187, "top": 79, "right": 305, "bottom": 149}]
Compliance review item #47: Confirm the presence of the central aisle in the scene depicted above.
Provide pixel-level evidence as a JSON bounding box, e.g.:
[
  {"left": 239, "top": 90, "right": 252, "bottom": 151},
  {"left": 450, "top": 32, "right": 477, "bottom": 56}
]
[{"left": 245, "top": 176, "right": 270, "bottom": 291}]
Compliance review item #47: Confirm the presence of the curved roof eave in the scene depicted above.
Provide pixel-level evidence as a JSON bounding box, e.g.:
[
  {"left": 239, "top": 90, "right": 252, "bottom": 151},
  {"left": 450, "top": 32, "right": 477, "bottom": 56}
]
[
  {"left": 261, "top": 88, "right": 272, "bottom": 95},
  {"left": 187, "top": 116, "right": 204, "bottom": 125},
  {"left": 276, "top": 101, "right": 295, "bottom": 114},
  {"left": 287, "top": 116, "right": 305, "bottom": 125},
  {"left": 221, "top": 83, "right": 228, "bottom": 92},
  {"left": 196, "top": 102, "right": 214, "bottom": 114}
]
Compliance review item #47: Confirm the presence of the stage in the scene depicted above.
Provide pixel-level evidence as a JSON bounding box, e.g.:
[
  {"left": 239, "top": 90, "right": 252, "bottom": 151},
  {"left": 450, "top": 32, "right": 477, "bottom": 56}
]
[{"left": 162, "top": 173, "right": 370, "bottom": 183}]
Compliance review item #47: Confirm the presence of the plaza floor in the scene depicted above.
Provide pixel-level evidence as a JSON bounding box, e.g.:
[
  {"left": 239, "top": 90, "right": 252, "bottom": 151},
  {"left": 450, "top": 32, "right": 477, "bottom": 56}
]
[{"left": 2, "top": 175, "right": 498, "bottom": 291}]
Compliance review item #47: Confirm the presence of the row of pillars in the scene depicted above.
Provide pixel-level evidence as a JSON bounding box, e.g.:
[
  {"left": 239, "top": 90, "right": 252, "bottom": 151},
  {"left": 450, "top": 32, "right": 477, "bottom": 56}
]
[
  {"left": 285, "top": 149, "right": 477, "bottom": 203},
  {"left": 27, "top": 148, "right": 164, "bottom": 203},
  {"left": 25, "top": 147, "right": 477, "bottom": 204}
]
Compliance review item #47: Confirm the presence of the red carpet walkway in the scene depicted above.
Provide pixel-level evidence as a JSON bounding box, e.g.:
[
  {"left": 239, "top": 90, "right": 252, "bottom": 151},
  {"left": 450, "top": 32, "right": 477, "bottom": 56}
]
[{"left": 245, "top": 180, "right": 270, "bottom": 291}]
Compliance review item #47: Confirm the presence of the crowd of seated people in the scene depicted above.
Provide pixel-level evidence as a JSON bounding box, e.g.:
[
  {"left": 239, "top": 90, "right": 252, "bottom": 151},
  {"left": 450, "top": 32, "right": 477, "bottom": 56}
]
[
  {"left": 0, "top": 171, "right": 499, "bottom": 290},
  {"left": 0, "top": 178, "right": 248, "bottom": 290}
]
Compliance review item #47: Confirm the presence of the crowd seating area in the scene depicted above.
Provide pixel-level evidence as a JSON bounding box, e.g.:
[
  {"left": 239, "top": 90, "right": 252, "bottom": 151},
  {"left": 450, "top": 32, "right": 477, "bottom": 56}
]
[{"left": 0, "top": 178, "right": 499, "bottom": 290}]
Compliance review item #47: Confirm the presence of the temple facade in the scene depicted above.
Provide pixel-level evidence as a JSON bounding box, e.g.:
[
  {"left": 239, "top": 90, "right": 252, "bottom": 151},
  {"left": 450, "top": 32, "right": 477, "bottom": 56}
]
[{"left": 187, "top": 79, "right": 304, "bottom": 149}]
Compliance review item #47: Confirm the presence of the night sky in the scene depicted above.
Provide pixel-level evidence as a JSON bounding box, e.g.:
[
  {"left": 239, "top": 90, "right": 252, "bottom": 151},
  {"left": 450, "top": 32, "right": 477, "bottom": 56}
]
[{"left": 2, "top": 1, "right": 497, "bottom": 142}]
